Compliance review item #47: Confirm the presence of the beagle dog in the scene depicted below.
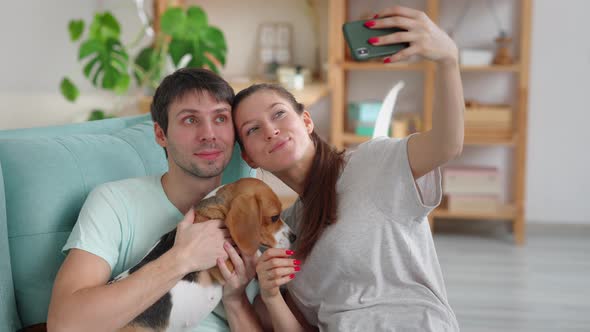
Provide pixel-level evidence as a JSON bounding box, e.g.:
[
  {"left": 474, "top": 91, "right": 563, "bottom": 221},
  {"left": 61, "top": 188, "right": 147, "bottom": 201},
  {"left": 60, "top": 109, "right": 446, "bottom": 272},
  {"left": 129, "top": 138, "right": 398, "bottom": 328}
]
[{"left": 112, "top": 178, "right": 295, "bottom": 332}]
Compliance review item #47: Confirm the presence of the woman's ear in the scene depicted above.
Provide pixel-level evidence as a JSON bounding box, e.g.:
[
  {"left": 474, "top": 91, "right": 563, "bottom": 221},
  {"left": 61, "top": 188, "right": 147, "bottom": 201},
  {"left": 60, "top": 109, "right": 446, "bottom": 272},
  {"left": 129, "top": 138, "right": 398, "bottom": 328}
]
[
  {"left": 154, "top": 122, "right": 167, "bottom": 148},
  {"left": 302, "top": 110, "right": 314, "bottom": 134},
  {"left": 241, "top": 150, "right": 258, "bottom": 169}
]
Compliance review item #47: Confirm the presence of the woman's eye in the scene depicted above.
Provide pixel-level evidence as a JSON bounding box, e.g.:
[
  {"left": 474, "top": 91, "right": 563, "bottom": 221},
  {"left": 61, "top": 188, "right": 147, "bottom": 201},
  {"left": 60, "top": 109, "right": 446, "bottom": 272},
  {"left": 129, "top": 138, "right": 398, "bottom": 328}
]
[
  {"left": 271, "top": 215, "right": 280, "bottom": 223},
  {"left": 246, "top": 126, "right": 259, "bottom": 136},
  {"left": 273, "top": 110, "right": 286, "bottom": 119}
]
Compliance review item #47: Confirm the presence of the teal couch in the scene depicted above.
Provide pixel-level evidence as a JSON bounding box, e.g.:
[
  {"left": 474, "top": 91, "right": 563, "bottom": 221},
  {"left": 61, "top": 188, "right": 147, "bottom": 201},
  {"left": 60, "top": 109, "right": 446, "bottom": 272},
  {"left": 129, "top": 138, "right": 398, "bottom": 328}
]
[{"left": 0, "top": 115, "right": 251, "bottom": 331}]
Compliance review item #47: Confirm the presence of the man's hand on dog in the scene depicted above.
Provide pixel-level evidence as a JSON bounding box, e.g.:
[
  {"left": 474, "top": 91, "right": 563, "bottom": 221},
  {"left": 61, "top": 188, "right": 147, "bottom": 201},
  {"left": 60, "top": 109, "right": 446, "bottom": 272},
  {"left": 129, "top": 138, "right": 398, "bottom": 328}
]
[
  {"left": 218, "top": 242, "right": 257, "bottom": 303},
  {"left": 171, "top": 207, "right": 232, "bottom": 274}
]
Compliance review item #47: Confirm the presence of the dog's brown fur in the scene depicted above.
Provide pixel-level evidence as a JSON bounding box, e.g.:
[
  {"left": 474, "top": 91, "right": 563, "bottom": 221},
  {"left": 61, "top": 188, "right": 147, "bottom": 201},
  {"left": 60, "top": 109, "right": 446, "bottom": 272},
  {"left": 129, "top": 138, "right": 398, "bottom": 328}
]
[{"left": 193, "top": 177, "right": 286, "bottom": 284}]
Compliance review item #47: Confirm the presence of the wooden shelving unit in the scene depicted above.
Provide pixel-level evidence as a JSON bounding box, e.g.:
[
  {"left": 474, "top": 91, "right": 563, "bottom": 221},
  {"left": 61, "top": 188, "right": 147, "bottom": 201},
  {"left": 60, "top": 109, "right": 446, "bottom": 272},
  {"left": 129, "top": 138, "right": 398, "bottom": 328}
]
[
  {"left": 230, "top": 81, "right": 329, "bottom": 107},
  {"left": 328, "top": 0, "right": 531, "bottom": 244}
]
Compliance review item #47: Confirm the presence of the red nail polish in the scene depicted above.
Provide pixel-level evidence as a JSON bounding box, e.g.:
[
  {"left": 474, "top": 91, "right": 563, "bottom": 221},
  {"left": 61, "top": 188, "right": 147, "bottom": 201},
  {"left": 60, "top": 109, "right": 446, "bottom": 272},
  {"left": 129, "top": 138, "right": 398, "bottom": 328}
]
[
  {"left": 384, "top": 57, "right": 392, "bottom": 63},
  {"left": 293, "top": 259, "right": 301, "bottom": 265},
  {"left": 364, "top": 20, "right": 376, "bottom": 28},
  {"left": 286, "top": 250, "right": 295, "bottom": 255},
  {"left": 289, "top": 274, "right": 296, "bottom": 279},
  {"left": 373, "top": 14, "right": 379, "bottom": 19},
  {"left": 294, "top": 266, "right": 301, "bottom": 271},
  {"left": 368, "top": 37, "right": 379, "bottom": 44}
]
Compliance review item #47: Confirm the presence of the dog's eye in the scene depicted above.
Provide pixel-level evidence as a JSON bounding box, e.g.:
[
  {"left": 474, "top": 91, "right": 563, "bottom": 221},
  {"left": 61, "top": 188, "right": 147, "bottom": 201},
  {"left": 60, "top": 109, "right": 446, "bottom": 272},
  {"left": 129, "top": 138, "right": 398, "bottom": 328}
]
[{"left": 271, "top": 215, "right": 280, "bottom": 223}]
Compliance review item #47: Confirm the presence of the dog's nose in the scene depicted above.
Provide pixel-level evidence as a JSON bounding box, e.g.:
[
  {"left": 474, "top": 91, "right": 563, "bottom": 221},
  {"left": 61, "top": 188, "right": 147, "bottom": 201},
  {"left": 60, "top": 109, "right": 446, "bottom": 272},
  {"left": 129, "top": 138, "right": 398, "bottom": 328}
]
[{"left": 289, "top": 233, "right": 297, "bottom": 243}]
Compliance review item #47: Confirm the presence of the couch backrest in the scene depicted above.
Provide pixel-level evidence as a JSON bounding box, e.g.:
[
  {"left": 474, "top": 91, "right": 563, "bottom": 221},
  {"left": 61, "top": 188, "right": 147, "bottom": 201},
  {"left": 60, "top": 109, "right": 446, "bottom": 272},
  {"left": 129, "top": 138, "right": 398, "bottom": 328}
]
[{"left": 0, "top": 115, "right": 251, "bottom": 328}]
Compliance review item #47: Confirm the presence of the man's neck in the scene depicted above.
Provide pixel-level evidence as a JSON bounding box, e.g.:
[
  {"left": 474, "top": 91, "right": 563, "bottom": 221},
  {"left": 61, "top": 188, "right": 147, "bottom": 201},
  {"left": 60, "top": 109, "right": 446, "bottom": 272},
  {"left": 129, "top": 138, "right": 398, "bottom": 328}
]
[{"left": 160, "top": 169, "right": 222, "bottom": 215}]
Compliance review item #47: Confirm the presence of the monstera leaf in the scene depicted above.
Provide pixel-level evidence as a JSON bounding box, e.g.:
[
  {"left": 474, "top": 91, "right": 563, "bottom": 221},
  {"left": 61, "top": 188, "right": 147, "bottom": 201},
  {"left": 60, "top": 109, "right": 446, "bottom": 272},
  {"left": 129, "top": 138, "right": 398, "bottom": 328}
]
[
  {"left": 134, "top": 46, "right": 164, "bottom": 89},
  {"left": 60, "top": 77, "right": 79, "bottom": 102},
  {"left": 79, "top": 38, "right": 130, "bottom": 92},
  {"left": 61, "top": 12, "right": 130, "bottom": 101},
  {"left": 68, "top": 20, "right": 84, "bottom": 41},
  {"left": 160, "top": 6, "right": 227, "bottom": 73},
  {"left": 60, "top": 7, "right": 228, "bottom": 104},
  {"left": 79, "top": 13, "right": 130, "bottom": 93}
]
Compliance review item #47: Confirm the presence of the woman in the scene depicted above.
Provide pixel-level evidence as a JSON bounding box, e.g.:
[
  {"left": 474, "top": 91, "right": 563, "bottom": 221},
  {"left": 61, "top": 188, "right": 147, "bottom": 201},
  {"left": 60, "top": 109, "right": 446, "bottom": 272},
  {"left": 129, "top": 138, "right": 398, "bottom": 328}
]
[{"left": 234, "top": 6, "right": 463, "bottom": 331}]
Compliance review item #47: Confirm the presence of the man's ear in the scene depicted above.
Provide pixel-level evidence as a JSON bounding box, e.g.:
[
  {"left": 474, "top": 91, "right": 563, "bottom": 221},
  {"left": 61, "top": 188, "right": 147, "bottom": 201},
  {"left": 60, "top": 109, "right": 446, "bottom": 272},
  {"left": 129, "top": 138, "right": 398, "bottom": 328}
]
[
  {"left": 225, "top": 194, "right": 261, "bottom": 255},
  {"left": 241, "top": 150, "right": 258, "bottom": 169},
  {"left": 302, "top": 110, "right": 314, "bottom": 134},
  {"left": 154, "top": 122, "right": 167, "bottom": 148}
]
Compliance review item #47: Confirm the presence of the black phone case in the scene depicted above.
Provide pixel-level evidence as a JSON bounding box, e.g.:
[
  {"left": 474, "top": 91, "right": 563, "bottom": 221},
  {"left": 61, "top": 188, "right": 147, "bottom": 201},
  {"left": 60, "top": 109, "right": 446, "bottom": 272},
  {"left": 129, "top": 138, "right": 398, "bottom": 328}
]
[{"left": 342, "top": 20, "right": 409, "bottom": 61}]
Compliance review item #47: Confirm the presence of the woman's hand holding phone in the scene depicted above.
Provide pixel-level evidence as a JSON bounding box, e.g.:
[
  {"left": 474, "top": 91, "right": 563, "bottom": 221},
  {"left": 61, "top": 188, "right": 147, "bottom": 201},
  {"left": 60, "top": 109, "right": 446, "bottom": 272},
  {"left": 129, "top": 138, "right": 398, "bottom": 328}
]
[{"left": 362, "top": 6, "right": 458, "bottom": 64}]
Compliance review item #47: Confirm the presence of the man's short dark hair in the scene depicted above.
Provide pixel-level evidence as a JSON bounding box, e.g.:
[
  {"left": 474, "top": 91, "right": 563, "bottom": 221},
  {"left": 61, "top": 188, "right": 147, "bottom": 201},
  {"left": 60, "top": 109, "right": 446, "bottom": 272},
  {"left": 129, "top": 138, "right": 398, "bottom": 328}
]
[{"left": 150, "top": 68, "right": 235, "bottom": 135}]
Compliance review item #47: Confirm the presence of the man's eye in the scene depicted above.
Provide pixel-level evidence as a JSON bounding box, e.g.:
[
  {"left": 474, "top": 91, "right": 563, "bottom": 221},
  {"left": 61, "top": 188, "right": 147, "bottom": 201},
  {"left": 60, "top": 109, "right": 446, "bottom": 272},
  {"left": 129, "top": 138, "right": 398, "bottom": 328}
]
[
  {"left": 215, "top": 116, "right": 227, "bottom": 123},
  {"left": 184, "top": 117, "right": 196, "bottom": 124},
  {"left": 271, "top": 215, "right": 280, "bottom": 223}
]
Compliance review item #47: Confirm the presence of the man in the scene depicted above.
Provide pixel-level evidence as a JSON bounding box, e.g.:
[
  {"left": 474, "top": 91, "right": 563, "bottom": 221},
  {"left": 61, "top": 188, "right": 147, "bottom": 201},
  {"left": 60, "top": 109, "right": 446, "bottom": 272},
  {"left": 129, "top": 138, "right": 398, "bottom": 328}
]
[{"left": 48, "top": 68, "right": 261, "bottom": 331}]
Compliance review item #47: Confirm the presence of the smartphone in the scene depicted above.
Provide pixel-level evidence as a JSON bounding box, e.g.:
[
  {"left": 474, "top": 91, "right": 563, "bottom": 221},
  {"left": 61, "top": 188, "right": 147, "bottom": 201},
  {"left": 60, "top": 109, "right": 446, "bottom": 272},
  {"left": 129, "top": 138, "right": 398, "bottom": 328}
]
[{"left": 342, "top": 20, "right": 409, "bottom": 61}]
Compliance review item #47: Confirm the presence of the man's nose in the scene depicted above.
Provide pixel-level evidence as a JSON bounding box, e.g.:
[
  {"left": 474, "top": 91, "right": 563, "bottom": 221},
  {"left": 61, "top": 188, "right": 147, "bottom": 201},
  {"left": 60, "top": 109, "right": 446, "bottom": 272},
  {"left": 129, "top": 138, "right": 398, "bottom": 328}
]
[{"left": 199, "top": 121, "right": 216, "bottom": 142}]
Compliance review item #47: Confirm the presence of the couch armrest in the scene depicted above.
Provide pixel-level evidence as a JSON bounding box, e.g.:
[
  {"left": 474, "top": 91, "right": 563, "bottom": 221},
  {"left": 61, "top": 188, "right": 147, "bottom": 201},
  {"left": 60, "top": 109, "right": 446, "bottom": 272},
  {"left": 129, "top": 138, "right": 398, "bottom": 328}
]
[{"left": 0, "top": 162, "right": 22, "bottom": 331}]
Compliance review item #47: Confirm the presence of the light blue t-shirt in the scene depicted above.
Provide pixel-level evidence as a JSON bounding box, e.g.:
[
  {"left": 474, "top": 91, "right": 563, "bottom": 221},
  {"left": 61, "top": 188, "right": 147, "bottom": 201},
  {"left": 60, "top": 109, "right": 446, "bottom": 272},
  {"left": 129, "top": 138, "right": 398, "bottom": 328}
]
[{"left": 63, "top": 174, "right": 255, "bottom": 331}]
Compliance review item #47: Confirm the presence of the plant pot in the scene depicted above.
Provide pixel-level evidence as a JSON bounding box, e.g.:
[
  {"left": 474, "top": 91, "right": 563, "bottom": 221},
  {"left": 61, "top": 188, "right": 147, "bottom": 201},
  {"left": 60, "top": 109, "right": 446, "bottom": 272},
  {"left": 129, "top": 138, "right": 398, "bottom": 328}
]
[{"left": 138, "top": 95, "right": 153, "bottom": 114}]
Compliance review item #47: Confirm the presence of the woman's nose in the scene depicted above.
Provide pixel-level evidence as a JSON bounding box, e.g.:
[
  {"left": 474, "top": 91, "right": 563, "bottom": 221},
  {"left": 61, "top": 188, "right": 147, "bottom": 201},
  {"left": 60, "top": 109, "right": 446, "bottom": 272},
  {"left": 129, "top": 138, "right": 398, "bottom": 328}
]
[{"left": 265, "top": 128, "right": 279, "bottom": 141}]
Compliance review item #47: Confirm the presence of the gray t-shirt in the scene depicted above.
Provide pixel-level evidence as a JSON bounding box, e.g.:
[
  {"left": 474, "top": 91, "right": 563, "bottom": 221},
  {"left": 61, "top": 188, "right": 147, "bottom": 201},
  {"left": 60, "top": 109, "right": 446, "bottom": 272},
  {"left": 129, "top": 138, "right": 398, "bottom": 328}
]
[{"left": 282, "top": 136, "right": 459, "bottom": 331}]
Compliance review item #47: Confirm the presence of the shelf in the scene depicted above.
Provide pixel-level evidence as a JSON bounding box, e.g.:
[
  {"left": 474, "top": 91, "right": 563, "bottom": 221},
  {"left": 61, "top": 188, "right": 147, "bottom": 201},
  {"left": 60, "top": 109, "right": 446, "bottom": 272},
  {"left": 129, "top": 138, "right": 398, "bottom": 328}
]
[
  {"left": 342, "top": 133, "right": 370, "bottom": 144},
  {"left": 328, "top": 0, "right": 531, "bottom": 244},
  {"left": 343, "top": 133, "right": 516, "bottom": 147},
  {"left": 460, "top": 64, "right": 520, "bottom": 72},
  {"left": 230, "top": 81, "right": 329, "bottom": 107},
  {"left": 431, "top": 204, "right": 516, "bottom": 221},
  {"left": 341, "top": 62, "right": 519, "bottom": 72},
  {"left": 464, "top": 135, "right": 516, "bottom": 146},
  {"left": 343, "top": 61, "right": 427, "bottom": 71}
]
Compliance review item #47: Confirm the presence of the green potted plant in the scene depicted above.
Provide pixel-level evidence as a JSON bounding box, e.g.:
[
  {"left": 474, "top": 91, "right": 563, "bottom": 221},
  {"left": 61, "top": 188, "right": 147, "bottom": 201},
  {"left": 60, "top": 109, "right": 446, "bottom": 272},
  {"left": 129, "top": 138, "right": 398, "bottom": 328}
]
[{"left": 60, "top": 5, "right": 227, "bottom": 118}]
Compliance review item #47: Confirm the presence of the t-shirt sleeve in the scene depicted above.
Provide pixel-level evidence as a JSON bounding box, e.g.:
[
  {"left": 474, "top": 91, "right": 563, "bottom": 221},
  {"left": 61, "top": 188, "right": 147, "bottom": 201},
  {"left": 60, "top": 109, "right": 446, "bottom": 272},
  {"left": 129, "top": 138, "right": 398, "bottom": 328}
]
[
  {"left": 62, "top": 183, "right": 123, "bottom": 271},
  {"left": 362, "top": 135, "right": 442, "bottom": 220}
]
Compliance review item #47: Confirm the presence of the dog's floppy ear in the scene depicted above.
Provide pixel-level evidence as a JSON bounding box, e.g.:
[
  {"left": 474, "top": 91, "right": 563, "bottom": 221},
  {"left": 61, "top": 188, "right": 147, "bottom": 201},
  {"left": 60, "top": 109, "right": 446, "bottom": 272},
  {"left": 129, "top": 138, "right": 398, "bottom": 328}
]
[{"left": 225, "top": 194, "right": 261, "bottom": 255}]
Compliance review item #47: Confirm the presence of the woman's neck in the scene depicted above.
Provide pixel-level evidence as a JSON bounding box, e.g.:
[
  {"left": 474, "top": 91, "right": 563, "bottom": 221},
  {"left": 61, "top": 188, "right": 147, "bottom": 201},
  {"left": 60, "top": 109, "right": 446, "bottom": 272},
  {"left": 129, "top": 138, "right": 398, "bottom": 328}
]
[{"left": 273, "top": 142, "right": 316, "bottom": 196}]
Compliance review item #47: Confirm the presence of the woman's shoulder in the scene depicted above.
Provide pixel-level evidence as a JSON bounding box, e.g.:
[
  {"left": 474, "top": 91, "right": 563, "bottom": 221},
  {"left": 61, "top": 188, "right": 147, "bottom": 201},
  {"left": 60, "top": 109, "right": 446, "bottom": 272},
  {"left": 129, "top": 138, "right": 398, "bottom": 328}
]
[
  {"left": 351, "top": 136, "right": 409, "bottom": 161},
  {"left": 281, "top": 197, "right": 303, "bottom": 230}
]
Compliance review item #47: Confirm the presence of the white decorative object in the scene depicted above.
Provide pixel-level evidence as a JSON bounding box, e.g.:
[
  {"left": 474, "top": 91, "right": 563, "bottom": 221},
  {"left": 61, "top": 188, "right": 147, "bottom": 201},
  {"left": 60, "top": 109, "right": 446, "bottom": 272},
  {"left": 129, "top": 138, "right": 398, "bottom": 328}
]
[
  {"left": 460, "top": 48, "right": 494, "bottom": 66},
  {"left": 372, "top": 81, "right": 405, "bottom": 139}
]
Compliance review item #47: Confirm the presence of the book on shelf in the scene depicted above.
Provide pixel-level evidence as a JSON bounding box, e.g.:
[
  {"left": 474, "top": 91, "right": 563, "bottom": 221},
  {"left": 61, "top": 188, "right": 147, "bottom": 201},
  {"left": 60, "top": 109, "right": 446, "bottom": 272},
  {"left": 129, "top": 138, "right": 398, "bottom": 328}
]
[
  {"left": 442, "top": 166, "right": 501, "bottom": 195},
  {"left": 464, "top": 101, "right": 512, "bottom": 130},
  {"left": 446, "top": 194, "right": 499, "bottom": 213}
]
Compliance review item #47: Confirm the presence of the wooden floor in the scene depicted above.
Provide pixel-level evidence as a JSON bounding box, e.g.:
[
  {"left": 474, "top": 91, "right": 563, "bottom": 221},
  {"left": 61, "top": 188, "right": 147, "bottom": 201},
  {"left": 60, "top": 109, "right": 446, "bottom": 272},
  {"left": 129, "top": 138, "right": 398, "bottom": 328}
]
[{"left": 433, "top": 221, "right": 590, "bottom": 332}]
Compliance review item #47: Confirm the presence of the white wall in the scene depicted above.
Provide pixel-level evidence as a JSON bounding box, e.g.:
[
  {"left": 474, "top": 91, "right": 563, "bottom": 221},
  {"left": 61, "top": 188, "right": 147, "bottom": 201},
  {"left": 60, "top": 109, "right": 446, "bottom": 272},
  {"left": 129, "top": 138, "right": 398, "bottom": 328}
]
[
  {"left": 0, "top": 0, "right": 588, "bottom": 223},
  {"left": 526, "top": 0, "right": 590, "bottom": 223}
]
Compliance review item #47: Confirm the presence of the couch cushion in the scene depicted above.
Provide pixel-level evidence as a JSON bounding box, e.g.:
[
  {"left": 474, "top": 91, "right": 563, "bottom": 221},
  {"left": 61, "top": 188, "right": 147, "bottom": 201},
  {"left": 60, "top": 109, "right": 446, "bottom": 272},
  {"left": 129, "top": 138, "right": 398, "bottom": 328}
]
[{"left": 0, "top": 117, "right": 251, "bottom": 326}]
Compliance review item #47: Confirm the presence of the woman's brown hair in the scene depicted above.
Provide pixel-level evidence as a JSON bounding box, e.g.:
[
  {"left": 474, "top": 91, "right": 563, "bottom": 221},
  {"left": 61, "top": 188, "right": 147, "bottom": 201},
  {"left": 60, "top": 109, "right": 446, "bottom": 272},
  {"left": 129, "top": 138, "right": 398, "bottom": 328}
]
[{"left": 232, "top": 84, "right": 346, "bottom": 259}]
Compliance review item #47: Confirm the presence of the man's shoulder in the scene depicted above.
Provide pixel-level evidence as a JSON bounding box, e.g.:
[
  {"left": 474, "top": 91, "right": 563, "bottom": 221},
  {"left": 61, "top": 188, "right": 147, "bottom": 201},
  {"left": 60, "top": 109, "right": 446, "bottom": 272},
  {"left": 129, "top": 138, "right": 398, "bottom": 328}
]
[{"left": 91, "top": 174, "right": 162, "bottom": 198}]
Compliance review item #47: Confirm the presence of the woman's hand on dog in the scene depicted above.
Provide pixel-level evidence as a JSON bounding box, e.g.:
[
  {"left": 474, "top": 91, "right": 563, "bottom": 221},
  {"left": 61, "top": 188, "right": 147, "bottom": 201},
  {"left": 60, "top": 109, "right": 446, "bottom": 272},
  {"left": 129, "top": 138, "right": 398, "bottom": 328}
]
[
  {"left": 256, "top": 249, "right": 301, "bottom": 302},
  {"left": 218, "top": 242, "right": 257, "bottom": 302},
  {"left": 172, "top": 207, "right": 232, "bottom": 274}
]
